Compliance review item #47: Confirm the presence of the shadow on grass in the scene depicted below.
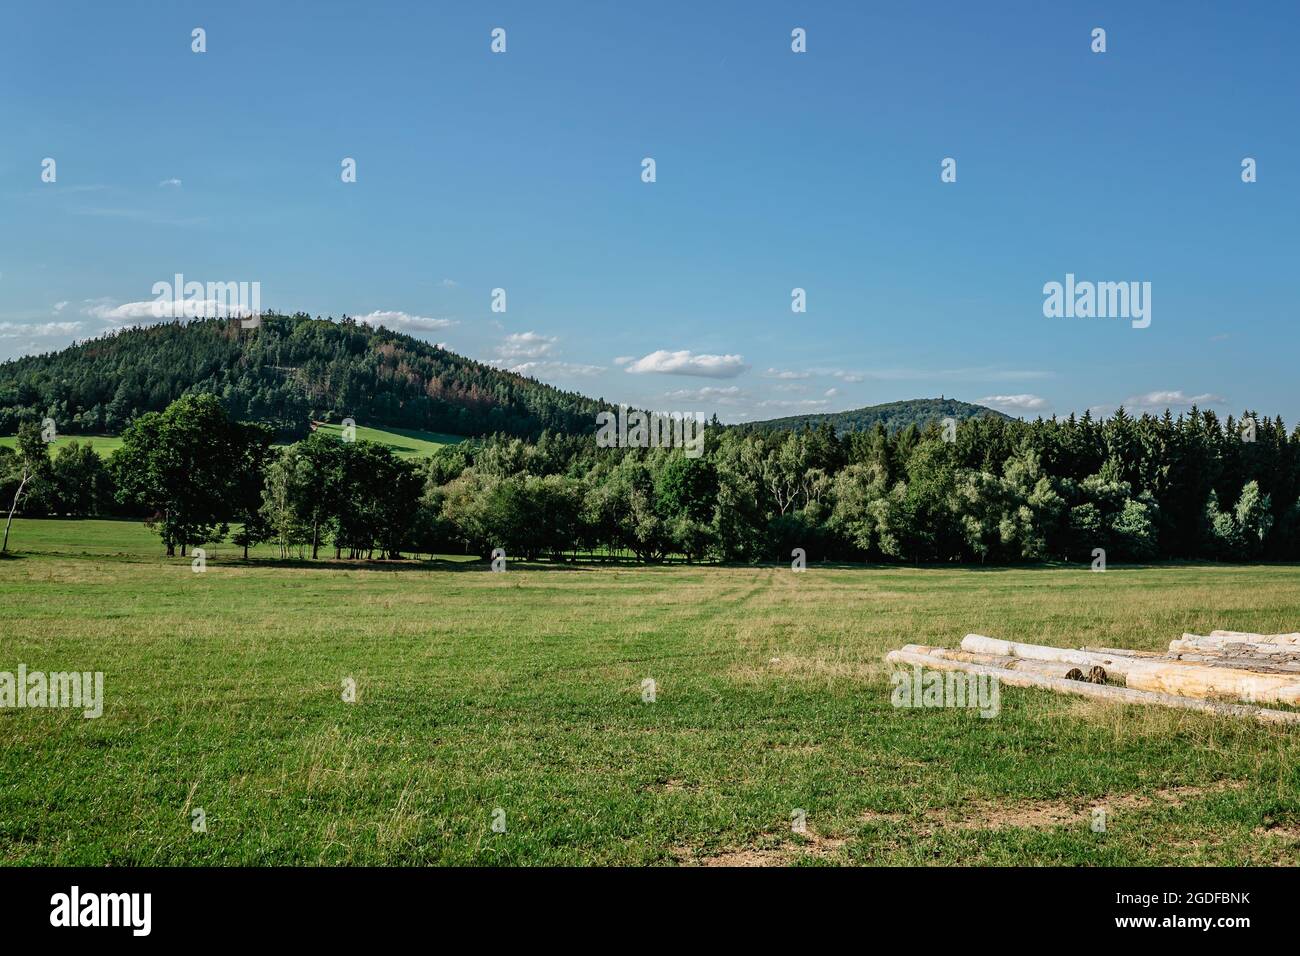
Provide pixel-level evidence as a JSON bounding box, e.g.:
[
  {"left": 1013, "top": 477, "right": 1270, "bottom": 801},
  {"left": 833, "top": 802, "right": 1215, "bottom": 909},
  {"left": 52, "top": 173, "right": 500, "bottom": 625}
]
[
  {"left": 784, "top": 559, "right": 1300, "bottom": 573},
  {"left": 221, "top": 555, "right": 685, "bottom": 573},
  {"left": 193, "top": 557, "right": 1300, "bottom": 575}
]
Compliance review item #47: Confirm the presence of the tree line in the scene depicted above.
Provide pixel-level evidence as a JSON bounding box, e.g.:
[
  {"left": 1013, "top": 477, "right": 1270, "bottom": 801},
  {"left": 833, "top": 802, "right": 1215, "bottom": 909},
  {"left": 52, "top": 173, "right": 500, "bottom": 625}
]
[{"left": 4, "top": 393, "right": 1299, "bottom": 564}]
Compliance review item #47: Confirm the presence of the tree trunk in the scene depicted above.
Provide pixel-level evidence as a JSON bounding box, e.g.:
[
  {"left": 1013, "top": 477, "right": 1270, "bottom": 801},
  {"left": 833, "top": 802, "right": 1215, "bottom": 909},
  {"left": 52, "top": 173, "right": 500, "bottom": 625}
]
[
  {"left": 900, "top": 644, "right": 1104, "bottom": 680},
  {"left": 961, "top": 634, "right": 1300, "bottom": 706},
  {"left": 1171, "top": 638, "right": 1300, "bottom": 658},
  {"left": 1210, "top": 630, "right": 1300, "bottom": 643},
  {"left": 886, "top": 648, "right": 1300, "bottom": 726},
  {"left": 3, "top": 473, "right": 31, "bottom": 554},
  {"left": 1175, "top": 634, "right": 1300, "bottom": 653}
]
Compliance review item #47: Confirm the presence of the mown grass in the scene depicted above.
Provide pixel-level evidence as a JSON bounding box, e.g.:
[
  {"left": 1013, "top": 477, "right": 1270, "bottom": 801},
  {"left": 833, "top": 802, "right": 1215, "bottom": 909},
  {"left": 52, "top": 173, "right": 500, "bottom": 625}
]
[
  {"left": 1, "top": 519, "right": 1298, "bottom": 866},
  {"left": 309, "top": 423, "right": 462, "bottom": 458},
  {"left": 1, "top": 423, "right": 461, "bottom": 461},
  {"left": 0, "top": 433, "right": 123, "bottom": 455}
]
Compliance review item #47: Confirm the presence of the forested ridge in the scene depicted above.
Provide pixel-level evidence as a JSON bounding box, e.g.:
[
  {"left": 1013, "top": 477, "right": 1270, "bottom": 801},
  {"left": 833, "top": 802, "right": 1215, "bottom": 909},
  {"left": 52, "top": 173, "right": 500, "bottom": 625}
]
[
  {"left": 0, "top": 313, "right": 609, "bottom": 439},
  {"left": 1, "top": 316, "right": 1017, "bottom": 442},
  {"left": 4, "top": 392, "right": 1298, "bottom": 565},
  {"left": 738, "top": 397, "right": 1009, "bottom": 435}
]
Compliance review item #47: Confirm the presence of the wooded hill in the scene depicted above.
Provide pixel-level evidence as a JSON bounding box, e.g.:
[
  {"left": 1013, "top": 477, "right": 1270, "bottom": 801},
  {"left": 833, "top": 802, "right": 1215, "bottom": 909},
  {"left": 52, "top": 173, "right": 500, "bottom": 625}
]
[
  {"left": 737, "top": 397, "right": 1010, "bottom": 436},
  {"left": 0, "top": 313, "right": 611, "bottom": 440},
  {"left": 1, "top": 317, "right": 1016, "bottom": 444}
]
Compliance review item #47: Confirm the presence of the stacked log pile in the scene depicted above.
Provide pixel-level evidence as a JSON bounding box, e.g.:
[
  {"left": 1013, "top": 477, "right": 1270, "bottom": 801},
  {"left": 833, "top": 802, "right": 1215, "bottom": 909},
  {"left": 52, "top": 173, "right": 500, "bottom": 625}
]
[{"left": 885, "top": 631, "right": 1300, "bottom": 726}]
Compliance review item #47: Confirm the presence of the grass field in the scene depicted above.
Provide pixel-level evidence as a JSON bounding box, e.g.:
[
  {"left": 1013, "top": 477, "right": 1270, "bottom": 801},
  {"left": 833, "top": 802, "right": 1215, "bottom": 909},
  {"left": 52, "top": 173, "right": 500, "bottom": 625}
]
[
  {"left": 308, "top": 423, "right": 462, "bottom": 458},
  {"left": 0, "top": 433, "right": 124, "bottom": 455},
  {"left": 1, "top": 424, "right": 461, "bottom": 461},
  {"left": 1, "top": 518, "right": 1298, "bottom": 866}
]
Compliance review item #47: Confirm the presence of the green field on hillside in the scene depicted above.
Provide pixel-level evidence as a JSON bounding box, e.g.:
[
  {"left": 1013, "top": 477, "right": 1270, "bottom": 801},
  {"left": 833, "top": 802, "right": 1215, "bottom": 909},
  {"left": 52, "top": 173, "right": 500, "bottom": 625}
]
[
  {"left": 1, "top": 424, "right": 461, "bottom": 461},
  {"left": 309, "top": 422, "right": 463, "bottom": 458},
  {"left": 1, "top": 518, "right": 1298, "bottom": 866},
  {"left": 0, "top": 433, "right": 124, "bottom": 455}
]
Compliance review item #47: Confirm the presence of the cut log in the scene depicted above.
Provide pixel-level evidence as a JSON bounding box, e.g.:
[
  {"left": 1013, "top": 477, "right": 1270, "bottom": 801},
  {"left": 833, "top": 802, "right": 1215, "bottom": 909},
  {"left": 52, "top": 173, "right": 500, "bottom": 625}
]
[
  {"left": 1172, "top": 636, "right": 1300, "bottom": 657},
  {"left": 961, "top": 634, "right": 1113, "bottom": 667},
  {"left": 1082, "top": 646, "right": 1167, "bottom": 659},
  {"left": 1172, "top": 641, "right": 1300, "bottom": 659},
  {"left": 960, "top": 634, "right": 1300, "bottom": 706},
  {"left": 1166, "top": 654, "right": 1300, "bottom": 675},
  {"left": 1079, "top": 646, "right": 1300, "bottom": 674},
  {"left": 1206, "top": 630, "right": 1300, "bottom": 645},
  {"left": 1170, "top": 639, "right": 1300, "bottom": 660},
  {"left": 885, "top": 649, "right": 1300, "bottom": 726},
  {"left": 904, "top": 647, "right": 1107, "bottom": 686}
]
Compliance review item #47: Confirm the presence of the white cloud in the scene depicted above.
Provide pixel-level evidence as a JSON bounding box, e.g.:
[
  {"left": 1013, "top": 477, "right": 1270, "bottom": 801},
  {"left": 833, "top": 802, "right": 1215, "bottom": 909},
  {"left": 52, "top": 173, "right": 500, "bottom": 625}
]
[
  {"left": 625, "top": 349, "right": 749, "bottom": 378},
  {"left": 159, "top": 178, "right": 182, "bottom": 187},
  {"left": 613, "top": 356, "right": 634, "bottom": 366},
  {"left": 824, "top": 387, "right": 839, "bottom": 397},
  {"left": 664, "top": 385, "right": 744, "bottom": 405},
  {"left": 83, "top": 299, "right": 254, "bottom": 323},
  {"left": 0, "top": 321, "right": 84, "bottom": 339},
  {"left": 439, "top": 278, "right": 458, "bottom": 288},
  {"left": 979, "top": 393, "right": 1049, "bottom": 413},
  {"left": 83, "top": 299, "right": 154, "bottom": 321},
  {"left": 1124, "top": 389, "right": 1226, "bottom": 411},
  {"left": 53, "top": 301, "right": 69, "bottom": 313},
  {"left": 493, "top": 359, "right": 605, "bottom": 379},
  {"left": 762, "top": 367, "right": 811, "bottom": 380},
  {"left": 354, "top": 310, "right": 457, "bottom": 332},
  {"left": 496, "top": 331, "right": 558, "bottom": 360},
  {"left": 483, "top": 332, "right": 605, "bottom": 380}
]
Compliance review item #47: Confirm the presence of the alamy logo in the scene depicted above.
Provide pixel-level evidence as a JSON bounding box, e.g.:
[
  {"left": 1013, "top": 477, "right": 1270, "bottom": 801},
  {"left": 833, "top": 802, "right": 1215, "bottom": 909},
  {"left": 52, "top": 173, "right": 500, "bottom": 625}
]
[
  {"left": 1042, "top": 273, "right": 1150, "bottom": 328},
  {"left": 150, "top": 273, "right": 262, "bottom": 327},
  {"left": 0, "top": 665, "right": 103, "bottom": 718},
  {"left": 595, "top": 407, "right": 706, "bottom": 458},
  {"left": 50, "top": 886, "right": 151, "bottom": 936}
]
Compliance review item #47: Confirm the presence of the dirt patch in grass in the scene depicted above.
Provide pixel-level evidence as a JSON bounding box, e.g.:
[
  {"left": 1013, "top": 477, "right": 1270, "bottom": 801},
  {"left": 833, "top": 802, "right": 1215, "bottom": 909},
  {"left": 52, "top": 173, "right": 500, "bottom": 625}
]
[
  {"left": 676, "top": 827, "right": 848, "bottom": 867},
  {"left": 679, "top": 782, "right": 1245, "bottom": 866},
  {"left": 1253, "top": 824, "right": 1300, "bottom": 842},
  {"left": 688, "top": 846, "right": 787, "bottom": 867},
  {"left": 924, "top": 780, "right": 1245, "bottom": 832}
]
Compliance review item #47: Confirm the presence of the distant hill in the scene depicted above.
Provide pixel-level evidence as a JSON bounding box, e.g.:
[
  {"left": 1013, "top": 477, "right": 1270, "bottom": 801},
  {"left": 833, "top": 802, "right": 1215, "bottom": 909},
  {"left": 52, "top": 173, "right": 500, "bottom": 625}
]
[
  {"left": 736, "top": 398, "right": 1011, "bottom": 436},
  {"left": 0, "top": 319, "right": 1013, "bottom": 446},
  {"left": 0, "top": 313, "right": 610, "bottom": 440}
]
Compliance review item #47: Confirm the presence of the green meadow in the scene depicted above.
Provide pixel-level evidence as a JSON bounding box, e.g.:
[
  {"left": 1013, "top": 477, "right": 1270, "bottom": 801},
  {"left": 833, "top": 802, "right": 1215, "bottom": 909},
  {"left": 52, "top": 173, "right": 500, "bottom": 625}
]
[
  {"left": 1, "top": 518, "right": 1297, "bottom": 866},
  {"left": 307, "top": 423, "right": 462, "bottom": 458},
  {"left": 0, "top": 424, "right": 460, "bottom": 461},
  {"left": 0, "top": 433, "right": 124, "bottom": 456}
]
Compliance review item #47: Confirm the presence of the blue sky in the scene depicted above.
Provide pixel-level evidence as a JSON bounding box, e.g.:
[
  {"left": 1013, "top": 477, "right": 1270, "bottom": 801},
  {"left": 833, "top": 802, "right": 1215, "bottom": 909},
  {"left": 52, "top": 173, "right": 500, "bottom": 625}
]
[{"left": 2, "top": 1, "right": 1297, "bottom": 424}]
